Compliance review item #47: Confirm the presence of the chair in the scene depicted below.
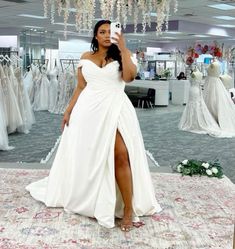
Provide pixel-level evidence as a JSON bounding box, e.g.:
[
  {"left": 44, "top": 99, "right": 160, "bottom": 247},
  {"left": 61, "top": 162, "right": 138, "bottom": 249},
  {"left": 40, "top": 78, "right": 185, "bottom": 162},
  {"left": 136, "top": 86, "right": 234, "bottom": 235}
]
[{"left": 137, "top": 88, "right": 155, "bottom": 109}]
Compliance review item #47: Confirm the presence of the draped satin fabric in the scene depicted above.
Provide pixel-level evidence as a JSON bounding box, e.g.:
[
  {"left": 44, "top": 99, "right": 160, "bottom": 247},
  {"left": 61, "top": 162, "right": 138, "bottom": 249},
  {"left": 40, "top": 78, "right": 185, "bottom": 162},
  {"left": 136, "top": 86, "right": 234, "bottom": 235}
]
[{"left": 26, "top": 58, "right": 162, "bottom": 228}]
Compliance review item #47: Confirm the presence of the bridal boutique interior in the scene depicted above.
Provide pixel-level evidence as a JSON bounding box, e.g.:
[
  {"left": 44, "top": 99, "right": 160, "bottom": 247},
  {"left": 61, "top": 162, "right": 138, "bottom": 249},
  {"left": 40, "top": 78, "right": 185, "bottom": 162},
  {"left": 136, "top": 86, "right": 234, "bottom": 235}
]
[{"left": 0, "top": 0, "right": 235, "bottom": 248}]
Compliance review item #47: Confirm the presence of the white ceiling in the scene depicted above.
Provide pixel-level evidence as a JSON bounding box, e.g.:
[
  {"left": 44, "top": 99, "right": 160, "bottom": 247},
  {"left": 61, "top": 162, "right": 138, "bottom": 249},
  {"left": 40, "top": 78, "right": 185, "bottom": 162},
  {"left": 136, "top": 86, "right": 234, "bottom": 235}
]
[{"left": 0, "top": 0, "right": 234, "bottom": 46}]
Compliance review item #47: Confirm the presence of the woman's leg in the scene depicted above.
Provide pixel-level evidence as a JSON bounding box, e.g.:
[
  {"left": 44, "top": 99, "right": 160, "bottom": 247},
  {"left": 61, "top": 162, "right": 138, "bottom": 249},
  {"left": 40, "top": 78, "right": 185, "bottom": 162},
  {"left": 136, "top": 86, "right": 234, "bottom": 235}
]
[{"left": 114, "top": 130, "right": 133, "bottom": 231}]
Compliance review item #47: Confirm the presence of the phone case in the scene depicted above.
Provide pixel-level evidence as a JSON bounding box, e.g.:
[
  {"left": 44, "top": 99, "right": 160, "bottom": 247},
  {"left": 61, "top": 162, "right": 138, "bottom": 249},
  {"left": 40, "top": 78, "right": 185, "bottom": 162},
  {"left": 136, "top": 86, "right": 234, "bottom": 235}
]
[{"left": 110, "top": 22, "right": 121, "bottom": 43}]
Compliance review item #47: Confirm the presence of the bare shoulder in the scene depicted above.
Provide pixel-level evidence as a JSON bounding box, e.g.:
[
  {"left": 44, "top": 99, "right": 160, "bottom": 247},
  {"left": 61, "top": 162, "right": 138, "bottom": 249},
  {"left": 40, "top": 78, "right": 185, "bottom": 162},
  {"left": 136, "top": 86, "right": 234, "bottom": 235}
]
[{"left": 81, "top": 51, "right": 93, "bottom": 59}]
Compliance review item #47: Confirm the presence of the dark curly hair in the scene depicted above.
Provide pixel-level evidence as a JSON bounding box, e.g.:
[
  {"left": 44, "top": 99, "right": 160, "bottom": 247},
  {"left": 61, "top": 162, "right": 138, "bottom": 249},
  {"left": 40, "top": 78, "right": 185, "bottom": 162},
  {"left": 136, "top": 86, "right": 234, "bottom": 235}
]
[{"left": 91, "top": 20, "right": 122, "bottom": 71}]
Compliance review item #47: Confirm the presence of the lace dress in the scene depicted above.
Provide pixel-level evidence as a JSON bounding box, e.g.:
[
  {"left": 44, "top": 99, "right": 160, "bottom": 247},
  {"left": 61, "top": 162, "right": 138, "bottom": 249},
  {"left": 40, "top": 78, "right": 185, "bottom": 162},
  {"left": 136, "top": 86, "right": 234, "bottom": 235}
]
[{"left": 178, "top": 70, "right": 227, "bottom": 137}]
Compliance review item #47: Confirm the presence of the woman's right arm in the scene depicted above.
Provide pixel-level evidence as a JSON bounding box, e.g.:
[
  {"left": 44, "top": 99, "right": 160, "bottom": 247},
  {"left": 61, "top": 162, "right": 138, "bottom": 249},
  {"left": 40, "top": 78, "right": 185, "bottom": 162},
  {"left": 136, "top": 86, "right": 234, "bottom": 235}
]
[{"left": 61, "top": 66, "right": 87, "bottom": 130}]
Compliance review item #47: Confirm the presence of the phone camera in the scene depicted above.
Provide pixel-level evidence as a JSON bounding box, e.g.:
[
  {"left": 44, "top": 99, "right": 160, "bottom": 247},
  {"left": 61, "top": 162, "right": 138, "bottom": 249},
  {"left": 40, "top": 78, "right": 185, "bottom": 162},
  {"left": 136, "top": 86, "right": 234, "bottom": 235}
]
[{"left": 116, "top": 24, "right": 120, "bottom": 28}]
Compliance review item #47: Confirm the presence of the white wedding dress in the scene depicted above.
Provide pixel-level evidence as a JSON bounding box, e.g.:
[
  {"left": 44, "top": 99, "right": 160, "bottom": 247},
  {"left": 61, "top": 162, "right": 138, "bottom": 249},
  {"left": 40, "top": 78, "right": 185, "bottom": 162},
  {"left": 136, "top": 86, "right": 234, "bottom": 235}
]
[
  {"left": 26, "top": 58, "right": 162, "bottom": 228},
  {"left": 203, "top": 61, "right": 235, "bottom": 136},
  {"left": 33, "top": 65, "right": 50, "bottom": 111},
  {"left": 48, "top": 67, "right": 59, "bottom": 112},
  {"left": 0, "top": 78, "right": 13, "bottom": 150},
  {"left": 178, "top": 70, "right": 225, "bottom": 137}
]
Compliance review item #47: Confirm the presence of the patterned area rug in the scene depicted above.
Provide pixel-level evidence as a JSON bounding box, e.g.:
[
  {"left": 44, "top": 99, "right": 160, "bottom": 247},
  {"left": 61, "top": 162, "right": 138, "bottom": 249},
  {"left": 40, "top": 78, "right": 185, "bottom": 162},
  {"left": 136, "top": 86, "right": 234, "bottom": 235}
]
[{"left": 0, "top": 169, "right": 234, "bottom": 249}]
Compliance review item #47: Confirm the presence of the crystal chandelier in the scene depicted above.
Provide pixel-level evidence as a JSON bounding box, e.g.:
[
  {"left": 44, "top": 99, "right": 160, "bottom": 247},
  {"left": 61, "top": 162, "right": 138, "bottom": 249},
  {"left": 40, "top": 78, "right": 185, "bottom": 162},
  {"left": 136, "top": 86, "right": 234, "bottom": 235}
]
[{"left": 43, "top": 0, "right": 178, "bottom": 36}]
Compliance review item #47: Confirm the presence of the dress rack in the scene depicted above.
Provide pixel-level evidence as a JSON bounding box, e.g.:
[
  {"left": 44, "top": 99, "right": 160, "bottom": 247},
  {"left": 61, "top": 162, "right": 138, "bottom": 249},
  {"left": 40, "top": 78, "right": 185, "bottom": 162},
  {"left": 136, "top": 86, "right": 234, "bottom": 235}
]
[{"left": 60, "top": 59, "right": 80, "bottom": 73}]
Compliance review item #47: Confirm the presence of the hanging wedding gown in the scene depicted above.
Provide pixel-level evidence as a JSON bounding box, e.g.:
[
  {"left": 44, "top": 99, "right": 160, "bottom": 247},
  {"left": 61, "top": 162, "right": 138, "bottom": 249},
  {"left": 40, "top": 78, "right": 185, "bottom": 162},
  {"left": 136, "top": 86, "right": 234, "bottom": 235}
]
[
  {"left": 178, "top": 70, "right": 228, "bottom": 137},
  {"left": 48, "top": 67, "right": 59, "bottom": 112},
  {"left": 203, "top": 61, "right": 235, "bottom": 135},
  {"left": 0, "top": 64, "right": 23, "bottom": 134},
  {"left": 0, "top": 77, "right": 13, "bottom": 150},
  {"left": 14, "top": 67, "right": 35, "bottom": 132},
  {"left": 26, "top": 59, "right": 162, "bottom": 228},
  {"left": 33, "top": 65, "right": 50, "bottom": 111}
]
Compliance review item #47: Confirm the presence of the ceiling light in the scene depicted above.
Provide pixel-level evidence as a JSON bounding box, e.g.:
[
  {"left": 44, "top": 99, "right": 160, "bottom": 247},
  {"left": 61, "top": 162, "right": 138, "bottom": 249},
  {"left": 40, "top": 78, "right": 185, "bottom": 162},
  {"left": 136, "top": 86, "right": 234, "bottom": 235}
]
[
  {"left": 149, "top": 12, "right": 157, "bottom": 17},
  {"left": 214, "top": 16, "right": 235, "bottom": 20},
  {"left": 217, "top": 24, "right": 235, "bottom": 28},
  {"left": 18, "top": 14, "right": 47, "bottom": 19},
  {"left": 194, "top": 35, "right": 210, "bottom": 38},
  {"left": 127, "top": 33, "right": 148, "bottom": 36},
  {"left": 208, "top": 4, "right": 235, "bottom": 10},
  {"left": 163, "top": 36, "right": 177, "bottom": 39},
  {"left": 62, "top": 8, "right": 77, "bottom": 12},
  {"left": 207, "top": 28, "right": 228, "bottom": 37},
  {"left": 54, "top": 22, "right": 76, "bottom": 27},
  {"left": 24, "top": 26, "right": 44, "bottom": 29},
  {"left": 165, "top": 31, "right": 183, "bottom": 35}
]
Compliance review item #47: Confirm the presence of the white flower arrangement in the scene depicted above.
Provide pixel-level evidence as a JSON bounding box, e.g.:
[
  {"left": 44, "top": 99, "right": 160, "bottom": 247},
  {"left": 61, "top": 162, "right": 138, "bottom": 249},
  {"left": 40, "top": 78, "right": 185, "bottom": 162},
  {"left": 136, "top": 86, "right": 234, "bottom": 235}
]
[
  {"left": 172, "top": 159, "right": 223, "bottom": 178},
  {"left": 43, "top": 0, "right": 178, "bottom": 37}
]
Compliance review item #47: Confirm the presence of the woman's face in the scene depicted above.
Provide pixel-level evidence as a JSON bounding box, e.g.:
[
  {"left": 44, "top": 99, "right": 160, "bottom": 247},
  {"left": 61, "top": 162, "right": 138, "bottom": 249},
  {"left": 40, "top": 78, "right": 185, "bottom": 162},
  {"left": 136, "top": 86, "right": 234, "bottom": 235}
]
[{"left": 95, "top": 23, "right": 111, "bottom": 48}]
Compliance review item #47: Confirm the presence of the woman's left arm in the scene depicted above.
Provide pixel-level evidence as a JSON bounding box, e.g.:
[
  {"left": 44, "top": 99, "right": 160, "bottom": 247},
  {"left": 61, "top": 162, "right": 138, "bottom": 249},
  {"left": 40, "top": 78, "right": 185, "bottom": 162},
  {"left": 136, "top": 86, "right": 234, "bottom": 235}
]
[{"left": 114, "top": 32, "right": 137, "bottom": 83}]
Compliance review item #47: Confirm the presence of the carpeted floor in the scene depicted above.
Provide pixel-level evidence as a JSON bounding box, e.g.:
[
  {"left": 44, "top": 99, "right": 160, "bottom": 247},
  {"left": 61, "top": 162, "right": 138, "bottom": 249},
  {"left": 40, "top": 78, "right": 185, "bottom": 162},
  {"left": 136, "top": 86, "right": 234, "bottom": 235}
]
[
  {"left": 0, "top": 111, "right": 63, "bottom": 163},
  {"left": 0, "top": 168, "right": 234, "bottom": 249}
]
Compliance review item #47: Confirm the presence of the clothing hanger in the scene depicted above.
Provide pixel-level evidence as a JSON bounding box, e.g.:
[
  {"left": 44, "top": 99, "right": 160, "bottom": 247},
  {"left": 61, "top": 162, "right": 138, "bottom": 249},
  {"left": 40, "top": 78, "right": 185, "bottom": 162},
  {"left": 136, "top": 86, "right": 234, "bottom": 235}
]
[
  {"left": 4, "top": 54, "right": 12, "bottom": 62},
  {"left": 0, "top": 54, "right": 4, "bottom": 63}
]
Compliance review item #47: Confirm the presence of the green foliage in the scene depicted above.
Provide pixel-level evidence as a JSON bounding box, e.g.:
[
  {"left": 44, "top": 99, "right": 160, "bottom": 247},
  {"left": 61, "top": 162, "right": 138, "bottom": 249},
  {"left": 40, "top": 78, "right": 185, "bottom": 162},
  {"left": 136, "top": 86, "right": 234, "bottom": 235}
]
[
  {"left": 161, "top": 68, "right": 172, "bottom": 79},
  {"left": 172, "top": 159, "right": 224, "bottom": 178}
]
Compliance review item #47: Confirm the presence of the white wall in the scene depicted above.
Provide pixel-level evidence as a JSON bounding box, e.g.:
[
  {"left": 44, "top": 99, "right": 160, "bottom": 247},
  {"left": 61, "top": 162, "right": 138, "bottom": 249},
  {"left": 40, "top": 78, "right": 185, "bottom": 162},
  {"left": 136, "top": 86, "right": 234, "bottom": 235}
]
[
  {"left": 59, "top": 39, "right": 90, "bottom": 59},
  {"left": 0, "top": 35, "right": 17, "bottom": 48}
]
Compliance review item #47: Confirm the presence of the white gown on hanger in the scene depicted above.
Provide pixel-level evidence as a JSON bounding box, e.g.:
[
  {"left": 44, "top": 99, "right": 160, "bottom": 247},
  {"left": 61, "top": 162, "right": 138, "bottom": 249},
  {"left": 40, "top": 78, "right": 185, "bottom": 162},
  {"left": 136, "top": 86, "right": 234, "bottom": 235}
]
[
  {"left": 178, "top": 70, "right": 226, "bottom": 137},
  {"left": 203, "top": 61, "right": 235, "bottom": 135},
  {"left": 14, "top": 67, "right": 35, "bottom": 133},
  {"left": 0, "top": 77, "right": 13, "bottom": 150},
  {"left": 0, "top": 65, "right": 23, "bottom": 134},
  {"left": 26, "top": 58, "right": 162, "bottom": 228},
  {"left": 48, "top": 67, "right": 59, "bottom": 113},
  {"left": 33, "top": 65, "right": 50, "bottom": 111}
]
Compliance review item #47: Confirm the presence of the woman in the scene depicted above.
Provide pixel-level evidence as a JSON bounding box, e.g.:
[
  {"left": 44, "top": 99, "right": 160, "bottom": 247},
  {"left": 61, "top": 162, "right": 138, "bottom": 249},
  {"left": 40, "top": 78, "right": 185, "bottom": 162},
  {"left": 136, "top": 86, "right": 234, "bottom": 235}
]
[
  {"left": 26, "top": 20, "right": 161, "bottom": 232},
  {"left": 177, "top": 72, "right": 186, "bottom": 80}
]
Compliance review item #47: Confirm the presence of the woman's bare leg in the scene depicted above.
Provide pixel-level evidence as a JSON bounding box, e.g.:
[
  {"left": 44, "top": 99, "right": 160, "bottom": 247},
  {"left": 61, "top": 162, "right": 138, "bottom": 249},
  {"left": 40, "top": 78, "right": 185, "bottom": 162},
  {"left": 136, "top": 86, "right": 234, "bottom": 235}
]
[{"left": 114, "top": 130, "right": 133, "bottom": 232}]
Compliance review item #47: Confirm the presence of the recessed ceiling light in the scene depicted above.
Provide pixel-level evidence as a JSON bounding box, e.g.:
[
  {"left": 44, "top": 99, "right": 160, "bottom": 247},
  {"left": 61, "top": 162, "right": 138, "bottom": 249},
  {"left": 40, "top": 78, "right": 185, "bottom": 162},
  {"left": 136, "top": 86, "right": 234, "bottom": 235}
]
[
  {"left": 54, "top": 22, "right": 76, "bottom": 27},
  {"left": 207, "top": 28, "right": 228, "bottom": 37},
  {"left": 165, "top": 31, "right": 183, "bottom": 35},
  {"left": 62, "top": 8, "right": 77, "bottom": 12},
  {"left": 24, "top": 26, "right": 44, "bottom": 29},
  {"left": 208, "top": 4, "right": 235, "bottom": 10},
  {"left": 217, "top": 24, "right": 235, "bottom": 28},
  {"left": 150, "top": 12, "right": 157, "bottom": 17},
  {"left": 163, "top": 36, "right": 177, "bottom": 39},
  {"left": 18, "top": 14, "right": 47, "bottom": 19},
  {"left": 214, "top": 16, "right": 235, "bottom": 20},
  {"left": 194, "top": 34, "right": 210, "bottom": 38},
  {"left": 128, "top": 33, "right": 147, "bottom": 36}
]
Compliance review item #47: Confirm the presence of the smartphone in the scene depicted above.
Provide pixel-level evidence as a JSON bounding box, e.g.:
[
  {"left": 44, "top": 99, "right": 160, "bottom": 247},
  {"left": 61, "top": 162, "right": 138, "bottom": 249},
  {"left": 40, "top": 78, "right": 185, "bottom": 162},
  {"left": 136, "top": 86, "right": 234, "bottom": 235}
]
[{"left": 110, "top": 22, "right": 121, "bottom": 44}]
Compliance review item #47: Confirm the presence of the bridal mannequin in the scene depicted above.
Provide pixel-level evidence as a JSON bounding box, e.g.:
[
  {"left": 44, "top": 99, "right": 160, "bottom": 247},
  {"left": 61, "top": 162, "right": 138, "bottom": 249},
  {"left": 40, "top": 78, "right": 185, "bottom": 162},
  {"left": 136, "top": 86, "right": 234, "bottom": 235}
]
[
  {"left": 178, "top": 69, "right": 225, "bottom": 137},
  {"left": 203, "top": 61, "right": 235, "bottom": 135}
]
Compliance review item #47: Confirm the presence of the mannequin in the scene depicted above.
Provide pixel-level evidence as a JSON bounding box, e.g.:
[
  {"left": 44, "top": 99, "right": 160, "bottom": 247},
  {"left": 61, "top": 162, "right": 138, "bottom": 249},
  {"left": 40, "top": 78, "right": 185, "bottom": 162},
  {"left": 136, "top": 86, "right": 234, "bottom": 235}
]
[
  {"left": 203, "top": 61, "right": 235, "bottom": 135},
  {"left": 178, "top": 68, "right": 225, "bottom": 137}
]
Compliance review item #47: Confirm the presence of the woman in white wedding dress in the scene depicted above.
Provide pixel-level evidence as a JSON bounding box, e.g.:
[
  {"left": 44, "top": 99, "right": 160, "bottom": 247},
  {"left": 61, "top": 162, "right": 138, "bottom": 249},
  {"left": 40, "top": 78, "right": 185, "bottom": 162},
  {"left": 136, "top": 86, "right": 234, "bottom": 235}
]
[
  {"left": 26, "top": 20, "right": 161, "bottom": 232},
  {"left": 203, "top": 61, "right": 235, "bottom": 135},
  {"left": 178, "top": 69, "right": 225, "bottom": 137}
]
